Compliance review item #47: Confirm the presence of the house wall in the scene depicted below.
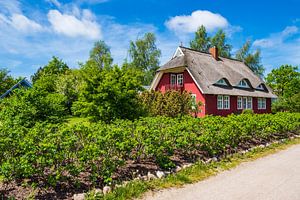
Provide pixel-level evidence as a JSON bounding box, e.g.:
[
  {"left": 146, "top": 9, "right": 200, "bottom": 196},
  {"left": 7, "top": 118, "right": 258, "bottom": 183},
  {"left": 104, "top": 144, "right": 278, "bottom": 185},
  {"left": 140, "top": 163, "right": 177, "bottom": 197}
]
[
  {"left": 156, "top": 71, "right": 272, "bottom": 117},
  {"left": 205, "top": 95, "right": 272, "bottom": 116},
  {"left": 156, "top": 70, "right": 206, "bottom": 117}
]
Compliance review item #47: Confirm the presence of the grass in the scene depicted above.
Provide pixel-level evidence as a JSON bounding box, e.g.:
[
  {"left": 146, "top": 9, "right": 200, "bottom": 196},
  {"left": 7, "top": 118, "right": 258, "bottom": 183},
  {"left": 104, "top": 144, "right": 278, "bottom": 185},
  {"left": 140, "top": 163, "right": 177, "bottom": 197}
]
[{"left": 88, "top": 136, "right": 300, "bottom": 200}]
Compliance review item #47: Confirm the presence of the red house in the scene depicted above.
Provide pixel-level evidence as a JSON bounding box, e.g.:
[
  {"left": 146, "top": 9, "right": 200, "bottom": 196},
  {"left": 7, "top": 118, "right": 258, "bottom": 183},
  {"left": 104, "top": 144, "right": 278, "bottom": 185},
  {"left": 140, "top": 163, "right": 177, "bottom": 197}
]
[{"left": 150, "top": 46, "right": 277, "bottom": 117}]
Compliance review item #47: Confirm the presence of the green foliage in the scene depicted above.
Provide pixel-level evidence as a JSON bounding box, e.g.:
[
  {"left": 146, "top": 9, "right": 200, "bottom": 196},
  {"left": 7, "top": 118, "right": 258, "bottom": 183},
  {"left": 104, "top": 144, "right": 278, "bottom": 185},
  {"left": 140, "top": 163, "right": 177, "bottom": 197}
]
[
  {"left": 189, "top": 25, "right": 210, "bottom": 52},
  {"left": 56, "top": 69, "right": 83, "bottom": 114},
  {"left": 0, "top": 87, "right": 67, "bottom": 128},
  {"left": 139, "top": 90, "right": 194, "bottom": 117},
  {"left": 210, "top": 29, "right": 232, "bottom": 58},
  {"left": 128, "top": 32, "right": 161, "bottom": 85},
  {"left": 241, "top": 109, "right": 254, "bottom": 115},
  {"left": 235, "top": 40, "right": 265, "bottom": 77},
  {"left": 31, "top": 56, "right": 69, "bottom": 85},
  {"left": 88, "top": 41, "right": 113, "bottom": 69},
  {"left": 0, "top": 113, "right": 299, "bottom": 188},
  {"left": 266, "top": 65, "right": 300, "bottom": 112},
  {"left": 73, "top": 65, "right": 144, "bottom": 122},
  {"left": 189, "top": 28, "right": 231, "bottom": 58},
  {"left": 0, "top": 68, "right": 18, "bottom": 94}
]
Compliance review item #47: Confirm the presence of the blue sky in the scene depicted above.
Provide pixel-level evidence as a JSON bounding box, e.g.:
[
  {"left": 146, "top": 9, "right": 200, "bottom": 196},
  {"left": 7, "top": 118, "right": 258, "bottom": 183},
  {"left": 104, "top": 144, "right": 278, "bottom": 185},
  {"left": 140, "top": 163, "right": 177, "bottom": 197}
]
[{"left": 0, "top": 0, "right": 300, "bottom": 78}]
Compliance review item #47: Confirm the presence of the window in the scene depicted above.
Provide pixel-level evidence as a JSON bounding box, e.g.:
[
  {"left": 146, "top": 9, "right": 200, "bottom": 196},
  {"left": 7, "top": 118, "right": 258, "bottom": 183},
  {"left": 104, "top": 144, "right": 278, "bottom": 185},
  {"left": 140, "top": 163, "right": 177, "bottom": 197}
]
[
  {"left": 216, "top": 79, "right": 228, "bottom": 86},
  {"left": 256, "top": 84, "right": 265, "bottom": 91},
  {"left": 191, "top": 94, "right": 197, "bottom": 109},
  {"left": 177, "top": 74, "right": 183, "bottom": 86},
  {"left": 217, "top": 95, "right": 230, "bottom": 110},
  {"left": 238, "top": 79, "right": 250, "bottom": 88},
  {"left": 171, "top": 74, "right": 176, "bottom": 86},
  {"left": 258, "top": 98, "right": 266, "bottom": 109},
  {"left": 237, "top": 96, "right": 252, "bottom": 110},
  {"left": 237, "top": 97, "right": 242, "bottom": 109},
  {"left": 223, "top": 96, "right": 230, "bottom": 109}
]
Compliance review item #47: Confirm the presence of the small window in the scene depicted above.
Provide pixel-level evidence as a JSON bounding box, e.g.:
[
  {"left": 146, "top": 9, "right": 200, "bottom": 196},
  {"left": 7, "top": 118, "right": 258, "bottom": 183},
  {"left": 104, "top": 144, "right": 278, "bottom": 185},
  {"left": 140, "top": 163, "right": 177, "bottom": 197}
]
[
  {"left": 216, "top": 79, "right": 228, "bottom": 86},
  {"left": 177, "top": 74, "right": 183, "bottom": 86},
  {"left": 237, "top": 96, "right": 252, "bottom": 110},
  {"left": 217, "top": 95, "right": 230, "bottom": 110},
  {"left": 171, "top": 74, "right": 176, "bottom": 86},
  {"left": 238, "top": 79, "right": 250, "bottom": 88},
  {"left": 217, "top": 95, "right": 223, "bottom": 109},
  {"left": 191, "top": 94, "right": 197, "bottom": 109},
  {"left": 256, "top": 84, "right": 265, "bottom": 91},
  {"left": 237, "top": 96, "right": 242, "bottom": 109},
  {"left": 258, "top": 98, "right": 266, "bottom": 109}
]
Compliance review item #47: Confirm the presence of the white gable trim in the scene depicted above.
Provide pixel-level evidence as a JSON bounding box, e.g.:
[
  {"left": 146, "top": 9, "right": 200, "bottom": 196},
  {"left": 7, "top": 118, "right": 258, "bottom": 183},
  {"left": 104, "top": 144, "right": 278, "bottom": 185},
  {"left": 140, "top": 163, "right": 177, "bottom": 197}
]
[
  {"left": 186, "top": 68, "right": 205, "bottom": 94},
  {"left": 172, "top": 47, "right": 184, "bottom": 58},
  {"left": 149, "top": 72, "right": 163, "bottom": 90}
]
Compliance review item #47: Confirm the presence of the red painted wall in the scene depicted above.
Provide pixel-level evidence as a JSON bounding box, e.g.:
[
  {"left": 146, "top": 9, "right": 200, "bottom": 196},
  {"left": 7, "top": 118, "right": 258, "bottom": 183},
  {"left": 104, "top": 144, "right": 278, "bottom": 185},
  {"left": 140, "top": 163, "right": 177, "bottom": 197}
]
[
  {"left": 156, "top": 70, "right": 206, "bottom": 117},
  {"left": 155, "top": 71, "right": 272, "bottom": 117},
  {"left": 205, "top": 95, "right": 272, "bottom": 116}
]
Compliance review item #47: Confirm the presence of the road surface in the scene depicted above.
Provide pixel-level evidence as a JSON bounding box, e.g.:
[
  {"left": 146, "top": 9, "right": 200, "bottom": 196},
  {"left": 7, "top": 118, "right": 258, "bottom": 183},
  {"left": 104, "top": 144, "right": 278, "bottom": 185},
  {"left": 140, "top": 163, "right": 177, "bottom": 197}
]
[{"left": 142, "top": 144, "right": 300, "bottom": 200}]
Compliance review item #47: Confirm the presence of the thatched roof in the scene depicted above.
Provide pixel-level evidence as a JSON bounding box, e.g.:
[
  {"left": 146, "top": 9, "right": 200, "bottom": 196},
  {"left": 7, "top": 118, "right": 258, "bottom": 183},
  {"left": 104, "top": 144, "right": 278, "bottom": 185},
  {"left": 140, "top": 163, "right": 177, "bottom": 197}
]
[{"left": 155, "top": 46, "right": 277, "bottom": 98}]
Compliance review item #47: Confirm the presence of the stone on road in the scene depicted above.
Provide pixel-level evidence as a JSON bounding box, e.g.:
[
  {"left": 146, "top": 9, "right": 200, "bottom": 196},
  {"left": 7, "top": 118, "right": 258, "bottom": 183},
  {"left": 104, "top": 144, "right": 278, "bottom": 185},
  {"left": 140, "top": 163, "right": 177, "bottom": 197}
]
[{"left": 142, "top": 144, "right": 300, "bottom": 200}]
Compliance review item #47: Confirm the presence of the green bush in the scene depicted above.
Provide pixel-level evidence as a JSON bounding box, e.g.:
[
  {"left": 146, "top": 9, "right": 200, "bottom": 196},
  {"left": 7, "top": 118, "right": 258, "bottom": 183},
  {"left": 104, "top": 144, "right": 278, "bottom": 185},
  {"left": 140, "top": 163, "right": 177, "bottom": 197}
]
[
  {"left": 0, "top": 112, "right": 299, "bottom": 187},
  {"left": 139, "top": 90, "right": 194, "bottom": 117}
]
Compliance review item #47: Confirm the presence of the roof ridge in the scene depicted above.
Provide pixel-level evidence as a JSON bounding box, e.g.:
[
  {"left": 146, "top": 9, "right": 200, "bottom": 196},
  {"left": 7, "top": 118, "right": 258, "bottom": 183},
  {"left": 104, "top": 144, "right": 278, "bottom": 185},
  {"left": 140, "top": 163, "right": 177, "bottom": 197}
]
[{"left": 179, "top": 46, "right": 244, "bottom": 63}]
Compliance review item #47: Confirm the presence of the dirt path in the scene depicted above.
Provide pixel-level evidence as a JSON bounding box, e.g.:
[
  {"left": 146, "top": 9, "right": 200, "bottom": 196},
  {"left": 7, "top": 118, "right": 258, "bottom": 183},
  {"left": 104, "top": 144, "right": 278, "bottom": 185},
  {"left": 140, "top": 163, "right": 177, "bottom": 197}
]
[{"left": 141, "top": 144, "right": 300, "bottom": 200}]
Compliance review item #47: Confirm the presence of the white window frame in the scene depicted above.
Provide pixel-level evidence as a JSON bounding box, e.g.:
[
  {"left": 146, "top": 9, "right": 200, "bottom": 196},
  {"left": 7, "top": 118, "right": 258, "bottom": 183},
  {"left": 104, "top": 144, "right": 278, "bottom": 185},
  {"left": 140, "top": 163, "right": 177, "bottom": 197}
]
[
  {"left": 258, "top": 98, "right": 266, "bottom": 109},
  {"left": 223, "top": 95, "right": 230, "bottom": 109},
  {"left": 217, "top": 95, "right": 230, "bottom": 110},
  {"left": 237, "top": 96, "right": 242, "bottom": 109},
  {"left": 238, "top": 80, "right": 250, "bottom": 88},
  {"left": 177, "top": 74, "right": 183, "bottom": 86},
  {"left": 170, "top": 74, "right": 176, "bottom": 86},
  {"left": 237, "top": 96, "right": 252, "bottom": 110}
]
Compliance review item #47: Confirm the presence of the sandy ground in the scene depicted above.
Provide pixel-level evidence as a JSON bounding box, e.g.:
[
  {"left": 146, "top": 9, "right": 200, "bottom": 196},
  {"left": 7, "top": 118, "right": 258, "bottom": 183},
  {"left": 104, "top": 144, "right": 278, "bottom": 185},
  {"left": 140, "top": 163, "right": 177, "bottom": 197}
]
[{"left": 141, "top": 144, "right": 300, "bottom": 200}]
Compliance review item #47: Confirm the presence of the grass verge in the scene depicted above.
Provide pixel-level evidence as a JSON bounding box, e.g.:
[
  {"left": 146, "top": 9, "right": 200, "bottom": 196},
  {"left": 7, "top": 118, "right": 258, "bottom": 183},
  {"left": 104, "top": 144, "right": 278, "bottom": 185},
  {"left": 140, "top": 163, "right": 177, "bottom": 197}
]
[{"left": 87, "top": 136, "right": 300, "bottom": 200}]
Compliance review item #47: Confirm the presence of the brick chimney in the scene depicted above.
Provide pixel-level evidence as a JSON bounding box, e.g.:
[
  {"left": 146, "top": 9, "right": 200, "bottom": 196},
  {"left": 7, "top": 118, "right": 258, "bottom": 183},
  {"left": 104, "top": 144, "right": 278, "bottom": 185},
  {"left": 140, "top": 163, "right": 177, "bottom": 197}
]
[{"left": 209, "top": 46, "right": 218, "bottom": 60}]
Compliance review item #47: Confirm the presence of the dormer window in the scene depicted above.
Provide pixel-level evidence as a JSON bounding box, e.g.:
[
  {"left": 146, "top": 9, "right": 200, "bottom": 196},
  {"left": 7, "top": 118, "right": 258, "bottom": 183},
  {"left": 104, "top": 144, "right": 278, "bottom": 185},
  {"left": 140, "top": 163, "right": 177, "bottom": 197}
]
[
  {"left": 216, "top": 78, "right": 228, "bottom": 86},
  {"left": 256, "top": 84, "right": 266, "bottom": 91},
  {"left": 238, "top": 79, "right": 250, "bottom": 88}
]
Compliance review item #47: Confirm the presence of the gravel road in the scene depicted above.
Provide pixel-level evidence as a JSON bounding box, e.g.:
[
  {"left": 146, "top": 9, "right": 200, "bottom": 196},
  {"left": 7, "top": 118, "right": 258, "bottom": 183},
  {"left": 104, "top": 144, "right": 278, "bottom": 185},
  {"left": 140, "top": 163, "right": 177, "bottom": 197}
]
[{"left": 142, "top": 144, "right": 300, "bottom": 200}]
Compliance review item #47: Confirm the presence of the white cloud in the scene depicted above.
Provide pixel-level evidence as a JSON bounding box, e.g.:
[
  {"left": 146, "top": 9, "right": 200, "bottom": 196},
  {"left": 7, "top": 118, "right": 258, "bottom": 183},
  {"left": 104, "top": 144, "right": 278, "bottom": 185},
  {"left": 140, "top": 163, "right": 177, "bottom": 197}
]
[
  {"left": 0, "top": 13, "right": 43, "bottom": 33},
  {"left": 0, "top": 0, "right": 21, "bottom": 14},
  {"left": 165, "top": 10, "right": 229, "bottom": 33},
  {"left": 252, "top": 26, "right": 300, "bottom": 74},
  {"left": 10, "top": 14, "right": 43, "bottom": 32},
  {"left": 253, "top": 26, "right": 299, "bottom": 48},
  {"left": 47, "top": 9, "right": 101, "bottom": 39}
]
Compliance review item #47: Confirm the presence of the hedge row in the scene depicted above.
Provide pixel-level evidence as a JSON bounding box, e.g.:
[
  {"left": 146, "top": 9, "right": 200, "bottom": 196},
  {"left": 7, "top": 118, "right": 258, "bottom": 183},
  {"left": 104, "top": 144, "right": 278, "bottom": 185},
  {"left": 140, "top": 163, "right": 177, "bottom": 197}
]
[{"left": 0, "top": 112, "right": 299, "bottom": 186}]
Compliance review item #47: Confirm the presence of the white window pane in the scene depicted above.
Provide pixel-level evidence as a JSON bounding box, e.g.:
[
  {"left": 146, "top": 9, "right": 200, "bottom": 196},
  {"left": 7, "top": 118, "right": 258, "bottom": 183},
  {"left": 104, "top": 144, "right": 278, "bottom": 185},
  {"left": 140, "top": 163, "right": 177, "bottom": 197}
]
[
  {"left": 177, "top": 74, "right": 183, "bottom": 86},
  {"left": 171, "top": 74, "right": 176, "bottom": 86},
  {"left": 217, "top": 95, "right": 223, "bottom": 109}
]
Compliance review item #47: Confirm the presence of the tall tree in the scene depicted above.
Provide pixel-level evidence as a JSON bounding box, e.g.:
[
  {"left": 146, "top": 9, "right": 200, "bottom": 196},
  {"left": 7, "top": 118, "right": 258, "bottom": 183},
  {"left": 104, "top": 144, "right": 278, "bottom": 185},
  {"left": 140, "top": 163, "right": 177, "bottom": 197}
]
[
  {"left": 0, "top": 69, "right": 18, "bottom": 94},
  {"left": 128, "top": 32, "right": 161, "bottom": 85},
  {"left": 88, "top": 41, "right": 113, "bottom": 69},
  {"left": 266, "top": 65, "right": 300, "bottom": 98},
  {"left": 32, "top": 57, "right": 69, "bottom": 84},
  {"left": 189, "top": 25, "right": 210, "bottom": 52},
  {"left": 210, "top": 29, "right": 232, "bottom": 58},
  {"left": 266, "top": 65, "right": 300, "bottom": 112},
  {"left": 236, "top": 40, "right": 265, "bottom": 77}
]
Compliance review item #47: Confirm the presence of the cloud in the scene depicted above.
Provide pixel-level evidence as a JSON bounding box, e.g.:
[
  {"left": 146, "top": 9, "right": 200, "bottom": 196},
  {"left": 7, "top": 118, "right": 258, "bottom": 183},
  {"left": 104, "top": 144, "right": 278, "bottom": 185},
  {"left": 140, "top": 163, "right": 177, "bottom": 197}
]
[
  {"left": 0, "top": 0, "right": 21, "bottom": 14},
  {"left": 0, "top": 13, "right": 43, "bottom": 33},
  {"left": 47, "top": 9, "right": 101, "bottom": 39},
  {"left": 253, "top": 26, "right": 298, "bottom": 48},
  {"left": 165, "top": 10, "right": 230, "bottom": 33},
  {"left": 252, "top": 26, "right": 300, "bottom": 73}
]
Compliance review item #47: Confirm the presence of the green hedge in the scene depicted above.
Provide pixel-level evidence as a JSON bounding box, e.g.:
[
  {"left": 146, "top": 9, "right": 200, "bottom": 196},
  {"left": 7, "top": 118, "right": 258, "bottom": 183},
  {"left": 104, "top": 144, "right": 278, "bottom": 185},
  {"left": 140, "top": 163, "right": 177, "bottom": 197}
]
[{"left": 0, "top": 112, "right": 299, "bottom": 186}]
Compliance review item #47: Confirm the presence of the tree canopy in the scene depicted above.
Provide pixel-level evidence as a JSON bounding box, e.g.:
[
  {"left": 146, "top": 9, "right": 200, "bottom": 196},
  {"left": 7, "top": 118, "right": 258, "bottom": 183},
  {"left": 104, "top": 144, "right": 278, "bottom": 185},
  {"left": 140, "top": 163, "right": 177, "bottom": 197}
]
[
  {"left": 189, "top": 25, "right": 210, "bottom": 52},
  {"left": 235, "top": 40, "right": 264, "bottom": 77},
  {"left": 0, "top": 69, "right": 18, "bottom": 95},
  {"left": 128, "top": 32, "right": 161, "bottom": 85}
]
